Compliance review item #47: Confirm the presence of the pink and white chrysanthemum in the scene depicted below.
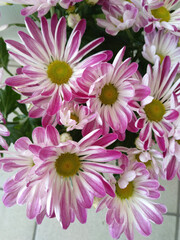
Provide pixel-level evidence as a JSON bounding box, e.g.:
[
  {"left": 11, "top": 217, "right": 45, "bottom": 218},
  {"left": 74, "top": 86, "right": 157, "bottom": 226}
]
[
  {"left": 31, "top": 127, "right": 122, "bottom": 229},
  {"left": 2, "top": 0, "right": 59, "bottom": 17},
  {"left": 144, "top": 0, "right": 180, "bottom": 36},
  {"left": 77, "top": 47, "right": 138, "bottom": 135},
  {"left": 97, "top": 1, "right": 138, "bottom": 36},
  {"left": 135, "top": 56, "right": 180, "bottom": 152},
  {"left": 0, "top": 127, "right": 56, "bottom": 222},
  {"left": 142, "top": 29, "right": 180, "bottom": 72},
  {"left": 163, "top": 103, "right": 180, "bottom": 180},
  {"left": 5, "top": 15, "right": 111, "bottom": 120},
  {"left": 58, "top": 101, "right": 96, "bottom": 132},
  {"left": 96, "top": 157, "right": 166, "bottom": 240},
  {"left": 0, "top": 126, "right": 123, "bottom": 227},
  {"left": 116, "top": 138, "right": 165, "bottom": 180}
]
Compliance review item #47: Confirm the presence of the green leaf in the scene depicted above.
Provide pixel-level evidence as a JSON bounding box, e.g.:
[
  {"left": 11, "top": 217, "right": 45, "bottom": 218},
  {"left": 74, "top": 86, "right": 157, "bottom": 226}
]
[
  {"left": 0, "top": 37, "right": 9, "bottom": 68},
  {"left": 0, "top": 86, "right": 20, "bottom": 119}
]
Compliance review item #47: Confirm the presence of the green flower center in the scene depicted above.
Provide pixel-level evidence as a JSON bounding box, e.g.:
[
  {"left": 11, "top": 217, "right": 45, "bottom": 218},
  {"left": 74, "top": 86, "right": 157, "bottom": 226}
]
[
  {"left": 70, "top": 113, "right": 79, "bottom": 123},
  {"left": 151, "top": 7, "right": 170, "bottom": 22},
  {"left": 115, "top": 181, "right": 134, "bottom": 199},
  {"left": 55, "top": 153, "right": 81, "bottom": 177},
  {"left": 99, "top": 84, "right": 118, "bottom": 105},
  {"left": 144, "top": 99, "right": 165, "bottom": 122},
  {"left": 47, "top": 60, "right": 73, "bottom": 85},
  {"left": 176, "top": 139, "right": 180, "bottom": 145}
]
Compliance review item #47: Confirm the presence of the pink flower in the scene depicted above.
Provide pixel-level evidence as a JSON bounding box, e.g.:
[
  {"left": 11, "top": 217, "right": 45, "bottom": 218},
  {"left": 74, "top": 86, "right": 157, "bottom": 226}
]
[
  {"left": 97, "top": 1, "right": 138, "bottom": 36},
  {"left": 2, "top": 0, "right": 59, "bottom": 17},
  {"left": 58, "top": 101, "right": 96, "bottom": 132},
  {"left": 0, "top": 126, "right": 123, "bottom": 228},
  {"left": 164, "top": 104, "right": 180, "bottom": 180},
  {"left": 5, "top": 16, "right": 112, "bottom": 124},
  {"left": 135, "top": 56, "right": 180, "bottom": 152},
  {"left": 116, "top": 138, "right": 165, "bottom": 180},
  {"left": 142, "top": 29, "right": 180, "bottom": 72},
  {"left": 77, "top": 47, "right": 138, "bottom": 135},
  {"left": 96, "top": 158, "right": 166, "bottom": 240},
  {"left": 144, "top": 0, "right": 180, "bottom": 36}
]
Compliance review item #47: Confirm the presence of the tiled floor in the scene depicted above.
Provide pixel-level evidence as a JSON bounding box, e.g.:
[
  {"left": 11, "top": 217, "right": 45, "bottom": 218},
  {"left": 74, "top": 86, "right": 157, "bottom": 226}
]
[{"left": 1, "top": 4, "right": 180, "bottom": 240}]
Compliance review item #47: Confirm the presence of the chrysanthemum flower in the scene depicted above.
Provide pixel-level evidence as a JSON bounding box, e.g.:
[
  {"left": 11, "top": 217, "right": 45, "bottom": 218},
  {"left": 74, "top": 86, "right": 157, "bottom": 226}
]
[
  {"left": 0, "top": 126, "right": 123, "bottom": 228},
  {"left": 135, "top": 56, "right": 180, "bottom": 152},
  {"left": 77, "top": 47, "right": 138, "bottom": 135},
  {"left": 163, "top": 103, "right": 180, "bottom": 180},
  {"left": 2, "top": 0, "right": 59, "bottom": 17},
  {"left": 116, "top": 138, "right": 165, "bottom": 180},
  {"left": 142, "top": 29, "right": 180, "bottom": 72},
  {"left": 0, "top": 127, "right": 54, "bottom": 221},
  {"left": 34, "top": 127, "right": 122, "bottom": 229},
  {"left": 5, "top": 15, "right": 111, "bottom": 120},
  {"left": 58, "top": 101, "right": 96, "bottom": 132},
  {"left": 96, "top": 157, "right": 166, "bottom": 240},
  {"left": 144, "top": 0, "right": 180, "bottom": 36},
  {"left": 97, "top": 1, "right": 138, "bottom": 35}
]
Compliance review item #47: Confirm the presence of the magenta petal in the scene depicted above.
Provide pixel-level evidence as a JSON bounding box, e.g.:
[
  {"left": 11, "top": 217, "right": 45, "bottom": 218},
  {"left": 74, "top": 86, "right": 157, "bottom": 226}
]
[
  {"left": 62, "top": 84, "right": 72, "bottom": 101},
  {"left": 155, "top": 135, "right": 166, "bottom": 152},
  {"left": 93, "top": 133, "right": 118, "bottom": 147},
  {"left": 86, "top": 150, "right": 121, "bottom": 162},
  {"left": 32, "top": 127, "right": 46, "bottom": 144},
  {"left": 46, "top": 125, "right": 60, "bottom": 145},
  {"left": 39, "top": 146, "right": 57, "bottom": 161},
  {"left": 132, "top": 205, "right": 152, "bottom": 236},
  {"left": 164, "top": 109, "right": 179, "bottom": 121},
  {"left": 166, "top": 156, "right": 177, "bottom": 180},
  {"left": 136, "top": 118, "right": 145, "bottom": 129},
  {"left": 60, "top": 182, "right": 71, "bottom": 229},
  {"left": 81, "top": 172, "right": 106, "bottom": 197},
  {"left": 83, "top": 162, "right": 123, "bottom": 174},
  {"left": 79, "top": 129, "right": 102, "bottom": 149},
  {"left": 14, "top": 137, "right": 32, "bottom": 152},
  {"left": 47, "top": 89, "right": 61, "bottom": 115}
]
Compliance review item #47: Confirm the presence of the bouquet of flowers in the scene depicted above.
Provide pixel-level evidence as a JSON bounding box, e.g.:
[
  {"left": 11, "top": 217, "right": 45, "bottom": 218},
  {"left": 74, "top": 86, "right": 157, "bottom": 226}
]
[{"left": 0, "top": 0, "right": 180, "bottom": 239}]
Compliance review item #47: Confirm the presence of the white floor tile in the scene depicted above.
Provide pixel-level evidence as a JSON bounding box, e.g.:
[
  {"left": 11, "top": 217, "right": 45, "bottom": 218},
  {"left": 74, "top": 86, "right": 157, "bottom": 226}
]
[
  {"left": 157, "top": 176, "right": 179, "bottom": 214},
  {"left": 35, "top": 208, "right": 116, "bottom": 240},
  {"left": 35, "top": 208, "right": 175, "bottom": 240},
  {"left": 134, "top": 215, "right": 176, "bottom": 240},
  {"left": 0, "top": 191, "right": 35, "bottom": 240}
]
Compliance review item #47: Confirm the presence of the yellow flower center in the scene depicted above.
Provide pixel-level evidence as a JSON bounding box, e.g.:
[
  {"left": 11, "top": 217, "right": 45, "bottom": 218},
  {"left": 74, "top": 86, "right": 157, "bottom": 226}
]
[
  {"left": 157, "top": 53, "right": 165, "bottom": 64},
  {"left": 47, "top": 60, "right": 73, "bottom": 85},
  {"left": 135, "top": 154, "right": 152, "bottom": 168},
  {"left": 115, "top": 181, "right": 134, "bottom": 199},
  {"left": 151, "top": 7, "right": 170, "bottom": 22},
  {"left": 55, "top": 153, "right": 81, "bottom": 177},
  {"left": 99, "top": 84, "right": 118, "bottom": 105},
  {"left": 176, "top": 139, "right": 180, "bottom": 145},
  {"left": 144, "top": 99, "right": 165, "bottom": 122},
  {"left": 118, "top": 17, "right": 124, "bottom": 23},
  {"left": 70, "top": 113, "right": 79, "bottom": 123}
]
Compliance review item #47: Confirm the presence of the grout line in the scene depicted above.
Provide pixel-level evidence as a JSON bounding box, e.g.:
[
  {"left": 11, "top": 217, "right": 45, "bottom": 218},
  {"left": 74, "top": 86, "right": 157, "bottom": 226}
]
[
  {"left": 166, "top": 212, "right": 179, "bottom": 217},
  {"left": 32, "top": 222, "right": 37, "bottom": 240},
  {"left": 175, "top": 180, "right": 180, "bottom": 240}
]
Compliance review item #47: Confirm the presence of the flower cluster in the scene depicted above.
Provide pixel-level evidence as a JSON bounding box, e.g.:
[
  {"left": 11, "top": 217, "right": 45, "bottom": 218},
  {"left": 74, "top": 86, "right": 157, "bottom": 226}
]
[{"left": 0, "top": 1, "right": 180, "bottom": 240}]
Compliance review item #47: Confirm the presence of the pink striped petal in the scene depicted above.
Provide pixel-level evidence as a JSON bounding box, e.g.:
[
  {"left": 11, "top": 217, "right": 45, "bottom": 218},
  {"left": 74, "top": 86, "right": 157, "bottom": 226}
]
[
  {"left": 47, "top": 89, "right": 61, "bottom": 115},
  {"left": 46, "top": 125, "right": 60, "bottom": 145}
]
